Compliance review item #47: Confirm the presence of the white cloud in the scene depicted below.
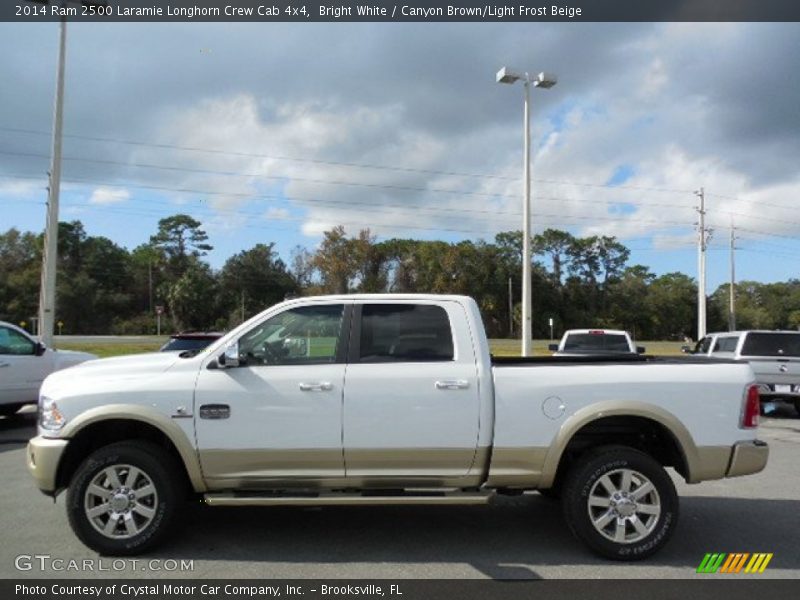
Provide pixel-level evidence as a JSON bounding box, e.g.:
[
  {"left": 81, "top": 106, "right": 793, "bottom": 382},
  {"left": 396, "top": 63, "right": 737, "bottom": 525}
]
[{"left": 89, "top": 187, "right": 130, "bottom": 205}]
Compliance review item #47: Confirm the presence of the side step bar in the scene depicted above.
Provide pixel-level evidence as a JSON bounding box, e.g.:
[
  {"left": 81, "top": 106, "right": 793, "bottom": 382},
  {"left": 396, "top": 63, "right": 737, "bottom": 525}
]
[{"left": 204, "top": 491, "right": 494, "bottom": 507}]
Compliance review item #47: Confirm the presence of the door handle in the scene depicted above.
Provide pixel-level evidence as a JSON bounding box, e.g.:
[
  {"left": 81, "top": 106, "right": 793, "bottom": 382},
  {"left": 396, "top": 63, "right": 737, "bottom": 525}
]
[
  {"left": 299, "top": 382, "right": 333, "bottom": 392},
  {"left": 435, "top": 379, "right": 469, "bottom": 390}
]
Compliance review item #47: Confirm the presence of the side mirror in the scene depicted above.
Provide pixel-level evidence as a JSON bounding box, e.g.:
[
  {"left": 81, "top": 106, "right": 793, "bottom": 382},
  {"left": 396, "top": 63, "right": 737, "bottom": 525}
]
[
  {"left": 636, "top": 346, "right": 646, "bottom": 354},
  {"left": 218, "top": 342, "right": 240, "bottom": 368},
  {"left": 34, "top": 342, "right": 47, "bottom": 357},
  {"left": 548, "top": 344, "right": 558, "bottom": 352},
  {"left": 680, "top": 345, "right": 690, "bottom": 354}
]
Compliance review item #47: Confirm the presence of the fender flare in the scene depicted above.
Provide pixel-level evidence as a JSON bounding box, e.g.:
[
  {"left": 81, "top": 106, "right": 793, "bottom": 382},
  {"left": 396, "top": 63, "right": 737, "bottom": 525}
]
[
  {"left": 539, "top": 400, "right": 702, "bottom": 488},
  {"left": 60, "top": 404, "right": 206, "bottom": 492}
]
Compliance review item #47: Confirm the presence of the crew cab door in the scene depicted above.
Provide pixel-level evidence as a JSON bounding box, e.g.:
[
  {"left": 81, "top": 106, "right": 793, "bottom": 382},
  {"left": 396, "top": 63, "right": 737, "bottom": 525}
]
[
  {"left": 342, "top": 301, "right": 481, "bottom": 480},
  {"left": 194, "top": 302, "right": 350, "bottom": 488}
]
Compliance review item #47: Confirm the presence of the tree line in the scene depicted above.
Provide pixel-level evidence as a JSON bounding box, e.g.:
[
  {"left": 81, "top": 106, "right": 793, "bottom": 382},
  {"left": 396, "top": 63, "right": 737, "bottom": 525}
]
[{"left": 1, "top": 214, "right": 799, "bottom": 339}]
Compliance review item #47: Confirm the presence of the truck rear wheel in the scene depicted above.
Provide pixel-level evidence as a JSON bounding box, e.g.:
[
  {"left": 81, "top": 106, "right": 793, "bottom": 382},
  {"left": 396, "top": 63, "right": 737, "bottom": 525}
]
[
  {"left": 562, "top": 446, "right": 678, "bottom": 560},
  {"left": 66, "top": 441, "right": 183, "bottom": 555}
]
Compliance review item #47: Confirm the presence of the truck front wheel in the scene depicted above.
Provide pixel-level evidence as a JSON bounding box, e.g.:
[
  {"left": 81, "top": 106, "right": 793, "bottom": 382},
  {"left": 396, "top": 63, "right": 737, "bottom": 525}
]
[
  {"left": 562, "top": 446, "right": 678, "bottom": 560},
  {"left": 66, "top": 441, "right": 183, "bottom": 555}
]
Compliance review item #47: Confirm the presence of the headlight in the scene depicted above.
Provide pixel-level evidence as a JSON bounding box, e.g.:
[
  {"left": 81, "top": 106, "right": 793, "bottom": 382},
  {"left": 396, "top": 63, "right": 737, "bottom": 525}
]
[{"left": 39, "top": 396, "right": 66, "bottom": 432}]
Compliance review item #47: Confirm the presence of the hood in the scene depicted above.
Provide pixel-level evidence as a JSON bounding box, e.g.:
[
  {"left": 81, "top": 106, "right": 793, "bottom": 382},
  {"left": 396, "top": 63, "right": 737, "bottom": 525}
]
[
  {"left": 42, "top": 352, "right": 181, "bottom": 394},
  {"left": 52, "top": 348, "right": 98, "bottom": 365}
]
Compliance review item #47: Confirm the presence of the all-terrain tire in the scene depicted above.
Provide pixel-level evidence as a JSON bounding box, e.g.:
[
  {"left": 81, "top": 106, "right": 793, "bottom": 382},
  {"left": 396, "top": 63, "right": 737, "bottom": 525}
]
[
  {"left": 66, "top": 441, "right": 184, "bottom": 555},
  {"left": 562, "top": 445, "right": 678, "bottom": 561}
]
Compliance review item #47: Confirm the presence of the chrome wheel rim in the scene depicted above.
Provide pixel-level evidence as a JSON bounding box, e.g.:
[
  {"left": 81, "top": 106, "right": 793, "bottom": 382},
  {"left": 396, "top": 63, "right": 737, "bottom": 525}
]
[
  {"left": 587, "top": 468, "right": 661, "bottom": 544},
  {"left": 84, "top": 464, "right": 158, "bottom": 539}
]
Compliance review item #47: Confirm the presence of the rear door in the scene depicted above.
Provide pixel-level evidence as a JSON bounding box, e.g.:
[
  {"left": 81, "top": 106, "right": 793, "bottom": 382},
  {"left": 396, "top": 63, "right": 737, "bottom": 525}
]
[{"left": 342, "top": 301, "right": 481, "bottom": 480}]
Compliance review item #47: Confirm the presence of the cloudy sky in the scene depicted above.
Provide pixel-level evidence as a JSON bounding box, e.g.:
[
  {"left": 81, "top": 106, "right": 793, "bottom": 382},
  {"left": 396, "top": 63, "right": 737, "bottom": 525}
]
[{"left": 1, "top": 21, "right": 798, "bottom": 289}]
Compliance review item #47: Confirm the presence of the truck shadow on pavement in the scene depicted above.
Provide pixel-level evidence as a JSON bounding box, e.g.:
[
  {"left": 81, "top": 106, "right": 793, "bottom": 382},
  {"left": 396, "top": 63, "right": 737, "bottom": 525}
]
[
  {"left": 147, "top": 493, "right": 799, "bottom": 578},
  {"left": 0, "top": 409, "right": 36, "bottom": 453}
]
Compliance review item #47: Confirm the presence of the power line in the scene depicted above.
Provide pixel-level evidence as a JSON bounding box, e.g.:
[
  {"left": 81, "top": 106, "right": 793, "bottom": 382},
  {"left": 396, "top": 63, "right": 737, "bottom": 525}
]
[{"left": 0, "top": 125, "right": 697, "bottom": 195}]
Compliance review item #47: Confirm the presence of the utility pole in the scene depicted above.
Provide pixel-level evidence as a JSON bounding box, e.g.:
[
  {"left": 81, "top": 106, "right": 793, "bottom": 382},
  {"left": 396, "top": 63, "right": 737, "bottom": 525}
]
[
  {"left": 508, "top": 276, "right": 513, "bottom": 338},
  {"left": 34, "top": 0, "right": 107, "bottom": 348},
  {"left": 37, "top": 9, "right": 67, "bottom": 349},
  {"left": 729, "top": 217, "right": 737, "bottom": 331},
  {"left": 695, "top": 187, "right": 711, "bottom": 340},
  {"left": 148, "top": 260, "right": 153, "bottom": 313}
]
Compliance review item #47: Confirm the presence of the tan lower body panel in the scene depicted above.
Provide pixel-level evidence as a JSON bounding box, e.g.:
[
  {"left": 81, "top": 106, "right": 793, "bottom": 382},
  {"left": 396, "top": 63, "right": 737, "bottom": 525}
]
[
  {"left": 690, "top": 446, "right": 734, "bottom": 482},
  {"left": 484, "top": 447, "right": 549, "bottom": 488},
  {"left": 200, "top": 446, "right": 488, "bottom": 491}
]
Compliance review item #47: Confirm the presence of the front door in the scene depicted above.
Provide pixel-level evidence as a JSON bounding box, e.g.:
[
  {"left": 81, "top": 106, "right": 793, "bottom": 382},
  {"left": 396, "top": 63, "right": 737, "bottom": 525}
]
[
  {"left": 0, "top": 325, "right": 51, "bottom": 405},
  {"left": 194, "top": 302, "right": 350, "bottom": 489}
]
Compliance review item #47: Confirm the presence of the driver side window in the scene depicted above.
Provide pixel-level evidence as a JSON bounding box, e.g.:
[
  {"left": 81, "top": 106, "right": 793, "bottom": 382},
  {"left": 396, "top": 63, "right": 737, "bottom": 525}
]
[
  {"left": 237, "top": 304, "right": 344, "bottom": 366},
  {"left": 0, "top": 326, "right": 35, "bottom": 356}
]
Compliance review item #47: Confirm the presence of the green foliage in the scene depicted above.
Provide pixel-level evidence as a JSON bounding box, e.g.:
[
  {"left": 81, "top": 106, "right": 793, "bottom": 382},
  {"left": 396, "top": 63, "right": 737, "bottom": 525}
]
[{"left": 2, "top": 217, "right": 799, "bottom": 339}]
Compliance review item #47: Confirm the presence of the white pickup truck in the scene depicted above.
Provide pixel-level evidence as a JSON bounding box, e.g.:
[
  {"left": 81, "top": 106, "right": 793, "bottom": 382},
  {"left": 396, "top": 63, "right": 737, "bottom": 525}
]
[
  {"left": 27, "top": 295, "right": 768, "bottom": 560},
  {"left": 686, "top": 330, "right": 800, "bottom": 415},
  {"left": 0, "top": 321, "right": 96, "bottom": 416},
  {"left": 548, "top": 329, "right": 645, "bottom": 356}
]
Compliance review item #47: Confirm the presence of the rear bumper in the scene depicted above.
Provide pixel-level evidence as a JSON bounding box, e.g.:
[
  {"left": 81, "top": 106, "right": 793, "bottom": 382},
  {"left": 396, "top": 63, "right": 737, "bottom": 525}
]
[
  {"left": 726, "top": 439, "right": 769, "bottom": 478},
  {"left": 27, "top": 436, "right": 68, "bottom": 495}
]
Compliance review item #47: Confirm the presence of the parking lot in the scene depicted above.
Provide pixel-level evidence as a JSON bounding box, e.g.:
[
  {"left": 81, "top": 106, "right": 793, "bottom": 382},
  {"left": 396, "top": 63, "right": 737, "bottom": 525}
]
[{"left": 1, "top": 405, "right": 798, "bottom": 580}]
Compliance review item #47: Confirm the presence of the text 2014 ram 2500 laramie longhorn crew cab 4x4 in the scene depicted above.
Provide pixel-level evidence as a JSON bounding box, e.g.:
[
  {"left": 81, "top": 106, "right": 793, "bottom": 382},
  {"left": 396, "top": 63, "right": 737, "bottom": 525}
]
[{"left": 27, "top": 295, "right": 768, "bottom": 559}]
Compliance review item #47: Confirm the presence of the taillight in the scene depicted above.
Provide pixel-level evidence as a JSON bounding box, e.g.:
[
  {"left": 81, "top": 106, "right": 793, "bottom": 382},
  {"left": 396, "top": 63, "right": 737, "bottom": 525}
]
[{"left": 742, "top": 384, "right": 760, "bottom": 429}]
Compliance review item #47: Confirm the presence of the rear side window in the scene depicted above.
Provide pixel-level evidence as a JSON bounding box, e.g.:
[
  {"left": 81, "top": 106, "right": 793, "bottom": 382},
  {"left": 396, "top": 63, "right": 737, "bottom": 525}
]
[
  {"left": 563, "top": 333, "right": 630, "bottom": 353},
  {"left": 741, "top": 333, "right": 800, "bottom": 357},
  {"left": 359, "top": 304, "right": 454, "bottom": 362}
]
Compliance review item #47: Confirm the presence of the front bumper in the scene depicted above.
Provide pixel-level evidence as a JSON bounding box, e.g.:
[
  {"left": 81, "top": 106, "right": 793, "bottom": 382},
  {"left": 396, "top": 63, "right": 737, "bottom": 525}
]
[
  {"left": 27, "top": 436, "right": 68, "bottom": 495},
  {"left": 726, "top": 439, "right": 769, "bottom": 478}
]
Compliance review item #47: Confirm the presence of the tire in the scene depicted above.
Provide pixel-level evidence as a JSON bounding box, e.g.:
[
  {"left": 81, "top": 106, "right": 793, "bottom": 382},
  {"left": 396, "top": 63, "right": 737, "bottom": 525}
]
[
  {"left": 562, "top": 446, "right": 678, "bottom": 561},
  {"left": 794, "top": 400, "right": 800, "bottom": 417},
  {"left": 66, "top": 441, "right": 184, "bottom": 555}
]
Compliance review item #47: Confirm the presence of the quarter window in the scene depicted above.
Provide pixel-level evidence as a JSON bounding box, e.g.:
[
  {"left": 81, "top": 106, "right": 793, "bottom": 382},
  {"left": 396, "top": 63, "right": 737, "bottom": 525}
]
[
  {"left": 237, "top": 304, "right": 344, "bottom": 366},
  {"left": 359, "top": 304, "right": 454, "bottom": 362}
]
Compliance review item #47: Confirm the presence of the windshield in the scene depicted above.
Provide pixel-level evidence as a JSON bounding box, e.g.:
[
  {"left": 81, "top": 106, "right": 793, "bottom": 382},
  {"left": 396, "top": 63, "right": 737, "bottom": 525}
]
[{"left": 563, "top": 333, "right": 631, "bottom": 353}]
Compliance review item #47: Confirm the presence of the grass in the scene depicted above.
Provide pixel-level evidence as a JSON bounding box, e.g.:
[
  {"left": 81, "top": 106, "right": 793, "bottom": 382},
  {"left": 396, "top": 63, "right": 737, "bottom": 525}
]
[
  {"left": 489, "top": 339, "right": 687, "bottom": 357},
  {"left": 57, "top": 337, "right": 688, "bottom": 359},
  {"left": 59, "top": 341, "right": 164, "bottom": 358}
]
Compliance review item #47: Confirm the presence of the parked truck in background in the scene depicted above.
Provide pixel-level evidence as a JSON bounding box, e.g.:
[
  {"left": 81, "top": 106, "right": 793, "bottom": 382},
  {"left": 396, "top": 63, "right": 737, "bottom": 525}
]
[
  {"left": 28, "top": 295, "right": 767, "bottom": 560},
  {"left": 549, "top": 328, "right": 645, "bottom": 356},
  {"left": 686, "top": 330, "right": 800, "bottom": 415}
]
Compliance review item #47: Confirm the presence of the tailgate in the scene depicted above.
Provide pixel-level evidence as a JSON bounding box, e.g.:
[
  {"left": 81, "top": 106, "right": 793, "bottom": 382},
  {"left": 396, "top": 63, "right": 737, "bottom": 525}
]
[{"left": 747, "top": 358, "right": 800, "bottom": 387}]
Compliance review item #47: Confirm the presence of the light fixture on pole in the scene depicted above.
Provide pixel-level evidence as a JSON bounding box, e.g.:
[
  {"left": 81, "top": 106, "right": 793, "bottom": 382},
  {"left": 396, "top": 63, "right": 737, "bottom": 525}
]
[{"left": 497, "top": 67, "right": 557, "bottom": 357}]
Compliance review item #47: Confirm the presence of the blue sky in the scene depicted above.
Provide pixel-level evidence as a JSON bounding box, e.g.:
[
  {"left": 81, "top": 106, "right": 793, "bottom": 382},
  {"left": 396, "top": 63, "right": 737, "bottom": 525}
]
[{"left": 1, "top": 22, "right": 799, "bottom": 291}]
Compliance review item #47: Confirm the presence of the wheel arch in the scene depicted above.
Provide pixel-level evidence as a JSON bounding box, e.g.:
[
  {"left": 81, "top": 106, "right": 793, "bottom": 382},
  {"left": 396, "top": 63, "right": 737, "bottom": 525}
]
[
  {"left": 57, "top": 405, "right": 205, "bottom": 493},
  {"left": 540, "top": 401, "right": 700, "bottom": 488}
]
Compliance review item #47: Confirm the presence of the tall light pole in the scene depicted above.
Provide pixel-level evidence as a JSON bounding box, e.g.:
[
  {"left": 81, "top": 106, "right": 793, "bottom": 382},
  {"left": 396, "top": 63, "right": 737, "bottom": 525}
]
[
  {"left": 497, "top": 67, "right": 557, "bottom": 356},
  {"left": 31, "top": 0, "right": 107, "bottom": 346}
]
